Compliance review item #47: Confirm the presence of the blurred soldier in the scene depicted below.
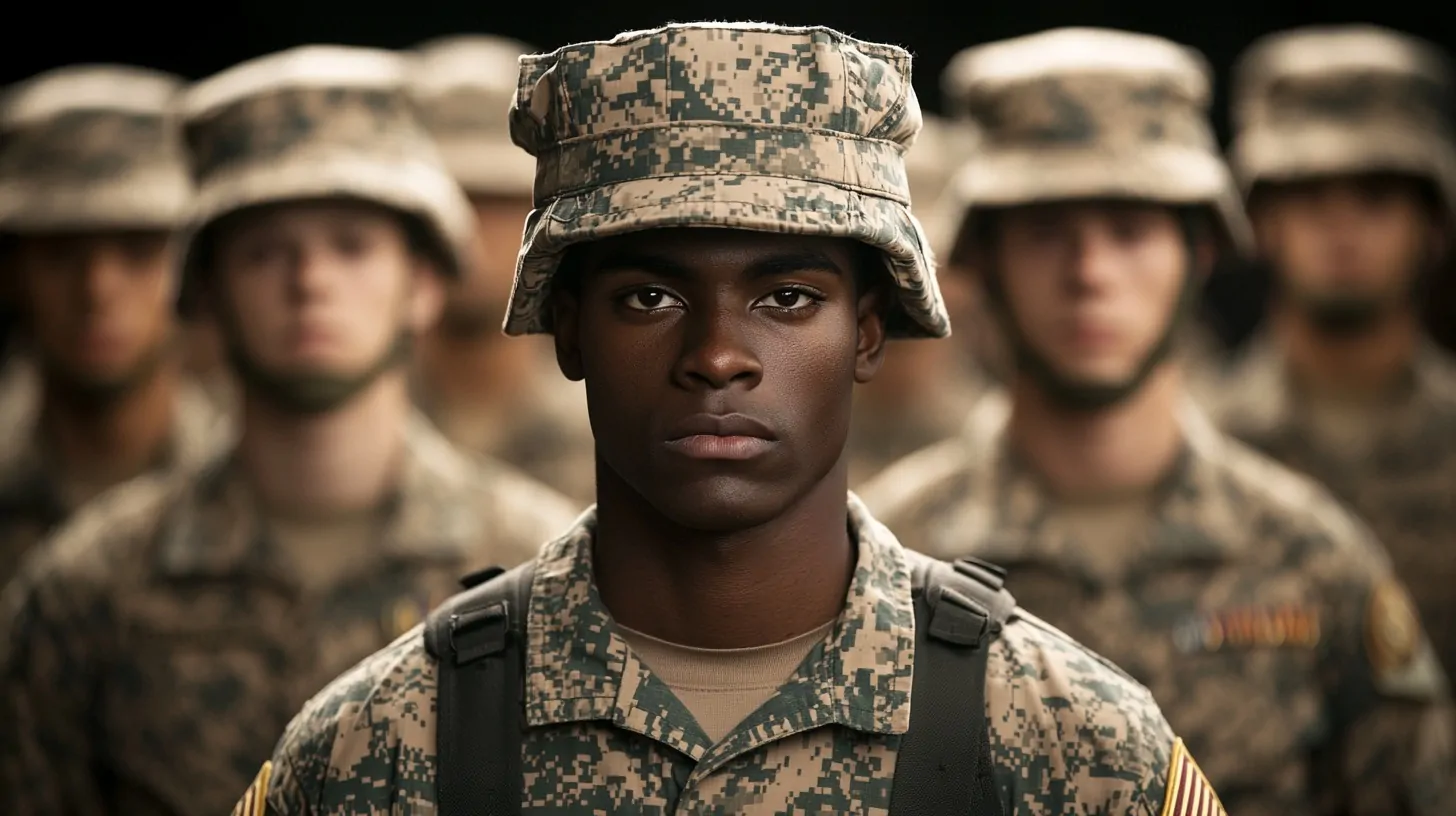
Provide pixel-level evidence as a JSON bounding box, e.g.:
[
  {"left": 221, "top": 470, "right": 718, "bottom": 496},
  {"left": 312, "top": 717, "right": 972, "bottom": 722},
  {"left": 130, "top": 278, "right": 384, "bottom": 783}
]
[
  {"left": 845, "top": 113, "right": 987, "bottom": 486},
  {"left": 863, "top": 28, "right": 1452, "bottom": 816},
  {"left": 408, "top": 35, "right": 595, "bottom": 505},
  {"left": 236, "top": 23, "right": 1222, "bottom": 816},
  {"left": 0, "top": 46, "right": 579, "bottom": 816},
  {"left": 1203, "top": 26, "right": 1456, "bottom": 680},
  {"left": 0, "top": 66, "right": 224, "bottom": 588}
]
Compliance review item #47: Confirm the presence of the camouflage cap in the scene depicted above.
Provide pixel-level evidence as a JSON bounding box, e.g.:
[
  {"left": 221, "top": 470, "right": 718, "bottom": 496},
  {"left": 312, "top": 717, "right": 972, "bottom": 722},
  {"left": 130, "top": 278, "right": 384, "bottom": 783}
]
[
  {"left": 940, "top": 28, "right": 1252, "bottom": 256},
  {"left": 0, "top": 65, "right": 190, "bottom": 232},
  {"left": 503, "top": 22, "right": 947, "bottom": 339},
  {"left": 409, "top": 34, "right": 537, "bottom": 197},
  {"left": 1231, "top": 25, "right": 1456, "bottom": 219},
  {"left": 176, "top": 45, "right": 474, "bottom": 288}
]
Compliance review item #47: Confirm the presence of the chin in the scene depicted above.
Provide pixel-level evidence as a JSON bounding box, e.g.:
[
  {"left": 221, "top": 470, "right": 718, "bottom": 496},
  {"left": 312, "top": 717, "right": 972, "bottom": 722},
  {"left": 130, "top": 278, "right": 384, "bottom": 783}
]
[{"left": 639, "top": 476, "right": 798, "bottom": 534}]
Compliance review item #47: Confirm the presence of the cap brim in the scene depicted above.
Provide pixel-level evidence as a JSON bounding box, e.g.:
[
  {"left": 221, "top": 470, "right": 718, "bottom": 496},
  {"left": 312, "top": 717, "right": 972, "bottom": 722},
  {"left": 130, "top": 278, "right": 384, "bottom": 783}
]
[
  {"left": 943, "top": 146, "right": 1254, "bottom": 256},
  {"left": 434, "top": 138, "right": 536, "bottom": 198},
  {"left": 0, "top": 169, "right": 189, "bottom": 232},
  {"left": 504, "top": 173, "right": 948, "bottom": 339}
]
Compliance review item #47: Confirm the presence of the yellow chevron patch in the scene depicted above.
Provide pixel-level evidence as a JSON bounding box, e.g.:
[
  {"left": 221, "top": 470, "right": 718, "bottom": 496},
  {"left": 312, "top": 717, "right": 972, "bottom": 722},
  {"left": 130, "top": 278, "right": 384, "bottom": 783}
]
[
  {"left": 231, "top": 761, "right": 272, "bottom": 816},
  {"left": 1160, "top": 738, "right": 1226, "bottom": 816}
]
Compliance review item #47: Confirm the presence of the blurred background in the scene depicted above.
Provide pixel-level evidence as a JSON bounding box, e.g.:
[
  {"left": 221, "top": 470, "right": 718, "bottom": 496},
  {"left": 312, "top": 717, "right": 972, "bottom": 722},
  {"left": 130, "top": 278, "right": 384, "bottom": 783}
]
[{"left": 2, "top": 0, "right": 1454, "bottom": 351}]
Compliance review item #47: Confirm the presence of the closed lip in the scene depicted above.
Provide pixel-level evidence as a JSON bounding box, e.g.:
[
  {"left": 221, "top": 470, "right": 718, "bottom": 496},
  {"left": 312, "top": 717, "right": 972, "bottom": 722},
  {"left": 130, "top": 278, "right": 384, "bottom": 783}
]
[{"left": 666, "top": 413, "right": 777, "bottom": 441}]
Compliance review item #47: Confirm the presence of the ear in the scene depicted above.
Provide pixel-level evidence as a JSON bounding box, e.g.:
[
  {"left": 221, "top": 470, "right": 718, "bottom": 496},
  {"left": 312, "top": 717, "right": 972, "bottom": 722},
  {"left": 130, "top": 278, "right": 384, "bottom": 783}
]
[
  {"left": 1427, "top": 215, "right": 1450, "bottom": 266},
  {"left": 407, "top": 258, "right": 447, "bottom": 334},
  {"left": 550, "top": 288, "right": 585, "bottom": 381},
  {"left": 853, "top": 286, "right": 889, "bottom": 384}
]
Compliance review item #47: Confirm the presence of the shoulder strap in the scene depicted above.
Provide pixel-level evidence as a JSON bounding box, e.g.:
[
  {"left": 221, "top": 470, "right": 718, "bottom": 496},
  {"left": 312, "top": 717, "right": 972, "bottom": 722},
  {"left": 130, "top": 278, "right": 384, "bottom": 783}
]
[
  {"left": 889, "top": 556, "right": 1017, "bottom": 816},
  {"left": 424, "top": 561, "right": 537, "bottom": 816}
]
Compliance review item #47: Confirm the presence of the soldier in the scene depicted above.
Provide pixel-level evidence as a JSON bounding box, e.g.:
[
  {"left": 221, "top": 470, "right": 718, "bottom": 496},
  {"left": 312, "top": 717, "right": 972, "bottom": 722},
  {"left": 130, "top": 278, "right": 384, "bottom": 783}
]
[
  {"left": 1200, "top": 26, "right": 1456, "bottom": 680},
  {"left": 407, "top": 35, "right": 595, "bottom": 505},
  {"left": 234, "top": 23, "right": 1224, "bottom": 816},
  {"left": 845, "top": 113, "right": 988, "bottom": 487},
  {"left": 861, "top": 28, "right": 1452, "bottom": 816},
  {"left": 0, "top": 46, "right": 579, "bottom": 816},
  {"left": 0, "top": 66, "right": 224, "bottom": 588}
]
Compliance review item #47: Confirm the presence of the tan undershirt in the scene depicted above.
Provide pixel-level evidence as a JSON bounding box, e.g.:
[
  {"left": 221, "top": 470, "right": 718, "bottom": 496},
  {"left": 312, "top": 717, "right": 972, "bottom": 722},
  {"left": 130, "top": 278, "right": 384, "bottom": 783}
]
[
  {"left": 267, "top": 508, "right": 383, "bottom": 593},
  {"left": 617, "top": 618, "right": 837, "bottom": 744}
]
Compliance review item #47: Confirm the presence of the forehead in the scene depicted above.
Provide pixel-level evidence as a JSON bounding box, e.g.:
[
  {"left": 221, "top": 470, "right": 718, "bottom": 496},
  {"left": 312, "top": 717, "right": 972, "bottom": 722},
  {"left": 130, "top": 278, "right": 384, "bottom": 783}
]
[{"left": 574, "top": 228, "right": 864, "bottom": 270}]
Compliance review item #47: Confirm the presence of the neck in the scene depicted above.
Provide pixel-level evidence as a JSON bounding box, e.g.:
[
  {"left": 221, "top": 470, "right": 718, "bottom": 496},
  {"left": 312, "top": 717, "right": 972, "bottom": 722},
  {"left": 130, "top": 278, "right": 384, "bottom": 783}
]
[
  {"left": 1009, "top": 364, "right": 1185, "bottom": 500},
  {"left": 593, "top": 463, "right": 855, "bottom": 650},
  {"left": 237, "top": 371, "right": 411, "bottom": 516},
  {"left": 415, "top": 323, "right": 545, "bottom": 411},
  {"left": 39, "top": 363, "right": 179, "bottom": 487},
  {"left": 1275, "top": 304, "right": 1419, "bottom": 398}
]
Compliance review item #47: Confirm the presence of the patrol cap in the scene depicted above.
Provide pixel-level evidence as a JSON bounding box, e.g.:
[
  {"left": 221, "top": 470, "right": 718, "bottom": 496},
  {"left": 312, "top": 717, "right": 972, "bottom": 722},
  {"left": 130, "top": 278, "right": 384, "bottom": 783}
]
[
  {"left": 409, "top": 34, "right": 537, "bottom": 197},
  {"left": 1231, "top": 25, "right": 1456, "bottom": 219},
  {"left": 503, "top": 22, "right": 947, "bottom": 339},
  {"left": 940, "top": 28, "right": 1253, "bottom": 257},
  {"left": 176, "top": 45, "right": 475, "bottom": 293},
  {"left": 0, "top": 65, "right": 190, "bottom": 232}
]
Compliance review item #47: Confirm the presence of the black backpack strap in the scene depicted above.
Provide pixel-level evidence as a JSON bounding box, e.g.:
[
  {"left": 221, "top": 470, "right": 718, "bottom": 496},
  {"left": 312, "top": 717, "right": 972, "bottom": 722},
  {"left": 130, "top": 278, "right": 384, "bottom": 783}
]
[
  {"left": 889, "top": 555, "right": 1017, "bottom": 816},
  {"left": 423, "top": 561, "right": 537, "bottom": 816}
]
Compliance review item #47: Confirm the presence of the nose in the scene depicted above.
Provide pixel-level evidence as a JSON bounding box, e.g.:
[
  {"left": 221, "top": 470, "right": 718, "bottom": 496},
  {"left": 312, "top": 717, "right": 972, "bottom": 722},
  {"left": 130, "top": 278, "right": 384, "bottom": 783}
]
[
  {"left": 77, "top": 245, "right": 131, "bottom": 308},
  {"left": 671, "top": 303, "right": 763, "bottom": 392},
  {"left": 287, "top": 248, "right": 337, "bottom": 302},
  {"left": 1066, "top": 227, "right": 1121, "bottom": 294}
]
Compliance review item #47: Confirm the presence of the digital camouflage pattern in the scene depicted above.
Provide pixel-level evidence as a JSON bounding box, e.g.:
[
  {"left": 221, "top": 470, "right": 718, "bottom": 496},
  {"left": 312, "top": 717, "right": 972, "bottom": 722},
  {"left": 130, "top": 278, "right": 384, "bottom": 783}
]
[
  {"left": 937, "top": 28, "right": 1252, "bottom": 259},
  {"left": 1230, "top": 25, "right": 1456, "bottom": 223},
  {"left": 0, "top": 65, "right": 191, "bottom": 232},
  {"left": 244, "top": 496, "right": 1203, "bottom": 816},
  {"left": 176, "top": 45, "right": 475, "bottom": 302},
  {"left": 861, "top": 391, "right": 1454, "bottom": 816},
  {"left": 0, "top": 378, "right": 223, "bottom": 590},
  {"left": 0, "top": 414, "right": 578, "bottom": 816},
  {"left": 502, "top": 22, "right": 948, "bottom": 339},
  {"left": 408, "top": 34, "right": 537, "bottom": 197},
  {"left": 1201, "top": 336, "right": 1456, "bottom": 685}
]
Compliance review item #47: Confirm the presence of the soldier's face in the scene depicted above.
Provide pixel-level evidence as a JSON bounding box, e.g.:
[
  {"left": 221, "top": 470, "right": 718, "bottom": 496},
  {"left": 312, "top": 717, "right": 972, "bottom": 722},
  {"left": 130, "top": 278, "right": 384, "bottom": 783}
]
[
  {"left": 992, "top": 203, "right": 1191, "bottom": 386},
  {"left": 1255, "top": 175, "right": 1442, "bottom": 305},
  {"left": 15, "top": 230, "right": 176, "bottom": 396},
  {"left": 442, "top": 194, "right": 534, "bottom": 334},
  {"left": 554, "top": 228, "right": 886, "bottom": 532},
  {"left": 210, "top": 201, "right": 443, "bottom": 382}
]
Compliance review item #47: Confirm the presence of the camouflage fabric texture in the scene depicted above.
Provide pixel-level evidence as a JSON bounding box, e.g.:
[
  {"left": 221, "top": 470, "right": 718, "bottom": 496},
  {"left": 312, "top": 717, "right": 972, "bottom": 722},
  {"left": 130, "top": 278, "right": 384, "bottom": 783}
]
[
  {"left": 1202, "top": 336, "right": 1456, "bottom": 691},
  {"left": 861, "top": 391, "right": 1454, "bottom": 816},
  {"left": 1230, "top": 25, "right": 1456, "bottom": 222},
  {"left": 0, "top": 378, "right": 224, "bottom": 590},
  {"left": 408, "top": 34, "right": 538, "bottom": 197},
  {"left": 0, "top": 65, "right": 191, "bottom": 232},
  {"left": 176, "top": 45, "right": 476, "bottom": 299},
  {"left": 938, "top": 28, "right": 1252, "bottom": 257},
  {"left": 502, "top": 22, "right": 948, "bottom": 339},
  {"left": 244, "top": 496, "right": 1206, "bottom": 815},
  {"left": 0, "top": 414, "right": 578, "bottom": 816}
]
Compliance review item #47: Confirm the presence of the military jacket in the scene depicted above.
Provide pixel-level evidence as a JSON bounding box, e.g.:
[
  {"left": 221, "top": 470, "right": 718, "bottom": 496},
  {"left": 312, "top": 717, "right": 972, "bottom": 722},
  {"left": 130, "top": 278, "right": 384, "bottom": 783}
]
[
  {"left": 0, "top": 376, "right": 224, "bottom": 587},
  {"left": 862, "top": 391, "right": 1454, "bottom": 816},
  {"left": 239, "top": 497, "right": 1219, "bottom": 816},
  {"left": 0, "top": 415, "right": 579, "bottom": 816},
  {"left": 1203, "top": 336, "right": 1456, "bottom": 681}
]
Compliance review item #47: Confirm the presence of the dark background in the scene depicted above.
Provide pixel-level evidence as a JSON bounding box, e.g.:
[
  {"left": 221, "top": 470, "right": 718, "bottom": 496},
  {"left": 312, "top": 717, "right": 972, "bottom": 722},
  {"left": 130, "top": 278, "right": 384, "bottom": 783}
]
[{"left": 4, "top": 0, "right": 1455, "bottom": 352}]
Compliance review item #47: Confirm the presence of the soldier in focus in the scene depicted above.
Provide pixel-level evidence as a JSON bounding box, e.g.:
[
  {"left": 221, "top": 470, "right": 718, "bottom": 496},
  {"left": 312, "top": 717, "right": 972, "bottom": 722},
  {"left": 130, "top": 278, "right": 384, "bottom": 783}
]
[
  {"left": 407, "top": 34, "right": 595, "bottom": 505},
  {"left": 0, "top": 46, "right": 578, "bottom": 816},
  {"left": 0, "top": 66, "right": 224, "bottom": 588},
  {"left": 1200, "top": 26, "right": 1456, "bottom": 679},
  {"left": 862, "top": 28, "right": 1452, "bottom": 816},
  {"left": 237, "top": 23, "right": 1224, "bottom": 816},
  {"left": 845, "top": 113, "right": 988, "bottom": 487}
]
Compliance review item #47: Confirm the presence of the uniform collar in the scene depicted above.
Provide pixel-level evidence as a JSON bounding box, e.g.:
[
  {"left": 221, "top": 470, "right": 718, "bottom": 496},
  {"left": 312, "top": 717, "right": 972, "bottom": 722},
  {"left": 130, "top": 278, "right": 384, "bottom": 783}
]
[
  {"left": 155, "top": 412, "right": 482, "bottom": 578},
  {"left": 956, "top": 389, "right": 1250, "bottom": 578},
  {"left": 522, "top": 495, "right": 916, "bottom": 765}
]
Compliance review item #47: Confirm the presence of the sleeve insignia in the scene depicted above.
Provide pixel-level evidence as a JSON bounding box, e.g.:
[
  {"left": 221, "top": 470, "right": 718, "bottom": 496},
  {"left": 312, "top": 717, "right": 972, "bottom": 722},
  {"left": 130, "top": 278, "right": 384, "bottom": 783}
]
[
  {"left": 1161, "top": 738, "right": 1227, "bottom": 816},
  {"left": 1367, "top": 579, "right": 1421, "bottom": 676},
  {"left": 231, "top": 760, "right": 272, "bottom": 816}
]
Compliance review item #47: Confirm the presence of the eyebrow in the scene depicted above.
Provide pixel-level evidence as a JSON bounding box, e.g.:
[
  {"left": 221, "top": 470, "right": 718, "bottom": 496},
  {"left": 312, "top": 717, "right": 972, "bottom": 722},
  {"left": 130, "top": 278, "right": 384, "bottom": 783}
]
[{"left": 591, "top": 250, "right": 845, "bottom": 280}]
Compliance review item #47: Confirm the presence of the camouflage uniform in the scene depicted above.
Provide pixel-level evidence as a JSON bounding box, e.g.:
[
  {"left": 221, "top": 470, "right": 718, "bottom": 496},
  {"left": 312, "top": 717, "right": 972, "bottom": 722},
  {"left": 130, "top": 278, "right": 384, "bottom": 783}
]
[
  {"left": 1204, "top": 27, "right": 1456, "bottom": 682},
  {"left": 0, "top": 47, "right": 581, "bottom": 816},
  {"left": 0, "top": 66, "right": 226, "bottom": 588},
  {"left": 238, "top": 23, "right": 1223, "bottom": 815},
  {"left": 407, "top": 35, "right": 596, "bottom": 506},
  {"left": 864, "top": 28, "right": 1452, "bottom": 816}
]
